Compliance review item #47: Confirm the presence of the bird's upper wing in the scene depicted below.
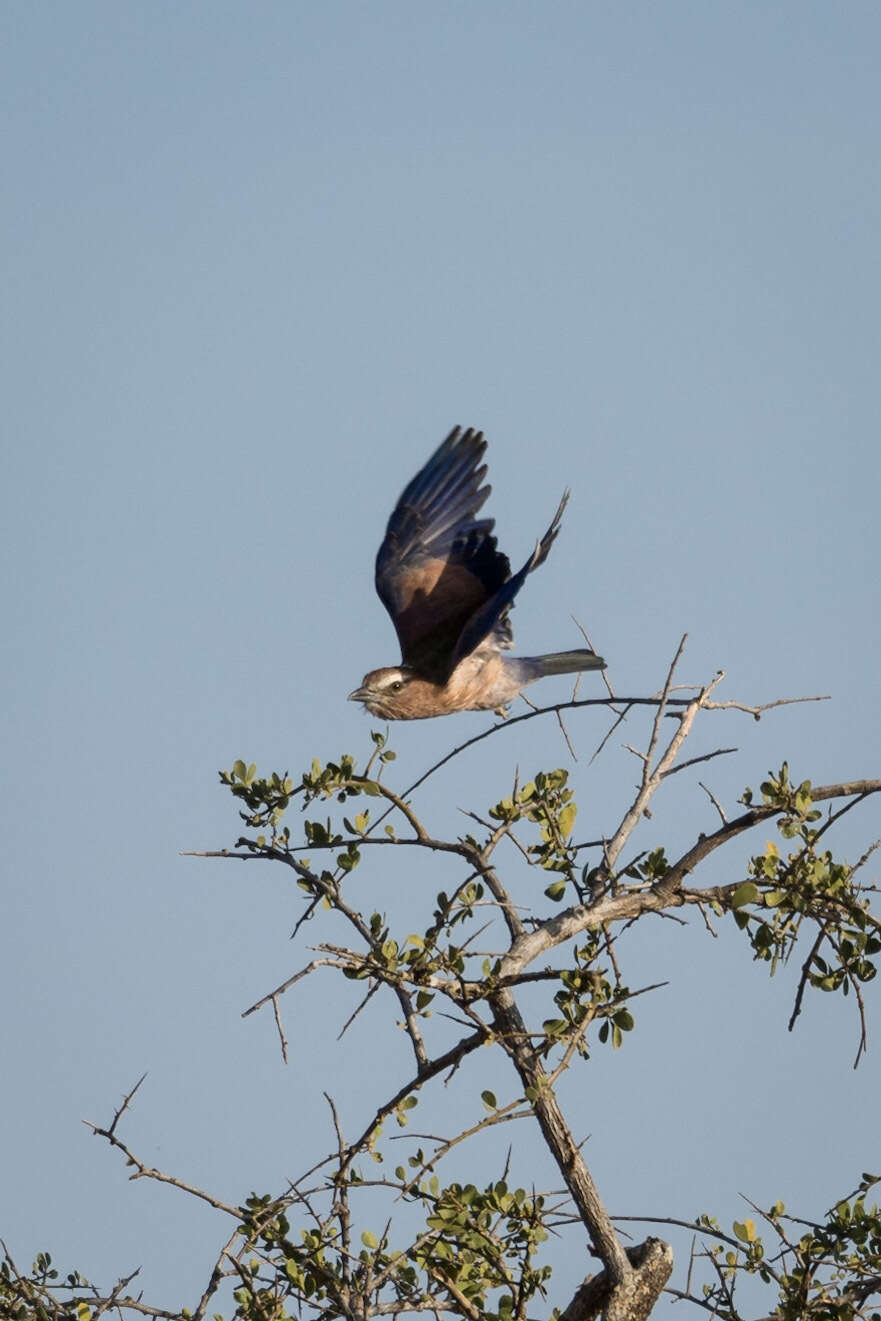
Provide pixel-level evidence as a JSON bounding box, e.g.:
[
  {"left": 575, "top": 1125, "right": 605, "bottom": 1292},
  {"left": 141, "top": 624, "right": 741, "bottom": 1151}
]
[
  {"left": 375, "top": 428, "right": 511, "bottom": 678},
  {"left": 449, "top": 491, "right": 569, "bottom": 668}
]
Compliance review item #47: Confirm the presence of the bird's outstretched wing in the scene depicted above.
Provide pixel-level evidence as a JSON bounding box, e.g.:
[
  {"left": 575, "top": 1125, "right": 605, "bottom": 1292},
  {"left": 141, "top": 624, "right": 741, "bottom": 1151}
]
[{"left": 375, "top": 427, "right": 511, "bottom": 679}]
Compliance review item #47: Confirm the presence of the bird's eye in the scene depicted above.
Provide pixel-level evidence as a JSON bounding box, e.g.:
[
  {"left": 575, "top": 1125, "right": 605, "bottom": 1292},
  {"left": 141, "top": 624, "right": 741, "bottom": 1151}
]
[{"left": 391, "top": 680, "right": 404, "bottom": 693}]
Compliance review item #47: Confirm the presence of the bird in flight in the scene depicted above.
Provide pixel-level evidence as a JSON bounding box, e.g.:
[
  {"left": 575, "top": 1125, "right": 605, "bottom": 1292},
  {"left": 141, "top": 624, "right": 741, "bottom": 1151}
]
[{"left": 348, "top": 427, "right": 605, "bottom": 720}]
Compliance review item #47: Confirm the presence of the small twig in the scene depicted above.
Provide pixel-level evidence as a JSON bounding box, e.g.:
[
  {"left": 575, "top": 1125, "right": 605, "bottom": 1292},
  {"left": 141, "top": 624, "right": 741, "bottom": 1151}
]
[
  {"left": 83, "top": 1116, "right": 240, "bottom": 1218},
  {"left": 338, "top": 978, "right": 382, "bottom": 1041},
  {"left": 242, "top": 958, "right": 354, "bottom": 1018},
  {"left": 851, "top": 974, "right": 869, "bottom": 1070},
  {"left": 89, "top": 1268, "right": 142, "bottom": 1320},
  {"left": 325, "top": 1092, "right": 352, "bottom": 1273},
  {"left": 556, "top": 708, "right": 578, "bottom": 761},
  {"left": 702, "top": 693, "right": 830, "bottom": 719},
  {"left": 694, "top": 899, "right": 719, "bottom": 938},
  {"left": 849, "top": 837, "right": 881, "bottom": 878},
  {"left": 292, "top": 893, "right": 323, "bottom": 938},
  {"left": 699, "top": 781, "right": 728, "bottom": 825},
  {"left": 646, "top": 636, "right": 690, "bottom": 772},
  {"left": 191, "top": 1230, "right": 240, "bottom": 1321},
  {"left": 342, "top": 1029, "right": 489, "bottom": 1169},
  {"left": 602, "top": 924, "right": 624, "bottom": 987},
  {"left": 788, "top": 927, "right": 826, "bottom": 1034},
  {"left": 685, "top": 1233, "right": 697, "bottom": 1299},
  {"left": 272, "top": 994, "right": 289, "bottom": 1063},
  {"left": 106, "top": 1073, "right": 147, "bottom": 1138},
  {"left": 622, "top": 742, "right": 649, "bottom": 764},
  {"left": 660, "top": 746, "right": 737, "bottom": 780},
  {"left": 572, "top": 615, "right": 615, "bottom": 701},
  {"left": 614, "top": 1213, "right": 744, "bottom": 1252},
  {"left": 590, "top": 702, "right": 634, "bottom": 764},
  {"left": 399, "top": 1101, "right": 533, "bottom": 1197}
]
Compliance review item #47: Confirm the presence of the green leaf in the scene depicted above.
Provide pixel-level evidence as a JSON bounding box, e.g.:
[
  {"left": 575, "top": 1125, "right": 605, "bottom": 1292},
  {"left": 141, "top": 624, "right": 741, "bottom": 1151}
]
[
  {"left": 731, "top": 882, "right": 759, "bottom": 909},
  {"left": 733, "top": 1218, "right": 756, "bottom": 1243},
  {"left": 361, "top": 1230, "right": 379, "bottom": 1248},
  {"left": 481, "top": 1090, "right": 498, "bottom": 1111},
  {"left": 558, "top": 802, "right": 577, "bottom": 838}
]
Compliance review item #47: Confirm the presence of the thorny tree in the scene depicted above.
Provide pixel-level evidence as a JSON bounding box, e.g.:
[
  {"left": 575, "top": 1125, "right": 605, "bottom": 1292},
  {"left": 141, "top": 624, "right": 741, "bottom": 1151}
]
[{"left": 4, "top": 642, "right": 880, "bottom": 1321}]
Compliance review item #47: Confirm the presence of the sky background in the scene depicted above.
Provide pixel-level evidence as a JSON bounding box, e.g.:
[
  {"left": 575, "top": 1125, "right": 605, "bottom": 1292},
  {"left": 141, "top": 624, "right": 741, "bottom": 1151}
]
[{"left": 2, "top": 3, "right": 880, "bottom": 1313}]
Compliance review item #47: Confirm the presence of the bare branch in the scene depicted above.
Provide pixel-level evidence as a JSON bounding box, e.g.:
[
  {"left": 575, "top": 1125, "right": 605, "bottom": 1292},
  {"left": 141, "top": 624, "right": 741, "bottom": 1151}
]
[
  {"left": 572, "top": 615, "right": 619, "bottom": 711},
  {"left": 702, "top": 693, "right": 831, "bottom": 719},
  {"left": 699, "top": 780, "right": 729, "bottom": 824},
  {"left": 191, "top": 1230, "right": 240, "bottom": 1321},
  {"left": 242, "top": 957, "right": 356, "bottom": 1018},
  {"left": 84, "top": 1100, "right": 241, "bottom": 1219},
  {"left": 788, "top": 927, "right": 826, "bottom": 1034},
  {"left": 379, "top": 689, "right": 831, "bottom": 814},
  {"left": 106, "top": 1073, "right": 147, "bottom": 1138},
  {"left": 656, "top": 779, "right": 881, "bottom": 899},
  {"left": 271, "top": 994, "right": 289, "bottom": 1063},
  {"left": 556, "top": 707, "right": 578, "bottom": 761},
  {"left": 337, "top": 978, "right": 382, "bottom": 1041},
  {"left": 495, "top": 780, "right": 881, "bottom": 977},
  {"left": 851, "top": 973, "right": 869, "bottom": 1070},
  {"left": 601, "top": 659, "right": 726, "bottom": 881},
  {"left": 342, "top": 1029, "right": 489, "bottom": 1168},
  {"left": 660, "top": 746, "right": 738, "bottom": 780}
]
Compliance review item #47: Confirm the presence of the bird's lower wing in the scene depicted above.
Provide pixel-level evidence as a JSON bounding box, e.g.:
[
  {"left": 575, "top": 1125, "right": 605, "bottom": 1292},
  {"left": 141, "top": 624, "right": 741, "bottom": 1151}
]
[{"left": 449, "top": 492, "right": 569, "bottom": 667}]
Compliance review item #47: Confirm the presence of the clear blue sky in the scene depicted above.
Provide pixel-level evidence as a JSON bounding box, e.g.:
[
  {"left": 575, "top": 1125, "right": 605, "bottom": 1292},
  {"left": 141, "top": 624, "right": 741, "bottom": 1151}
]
[{"left": 2, "top": 3, "right": 879, "bottom": 1310}]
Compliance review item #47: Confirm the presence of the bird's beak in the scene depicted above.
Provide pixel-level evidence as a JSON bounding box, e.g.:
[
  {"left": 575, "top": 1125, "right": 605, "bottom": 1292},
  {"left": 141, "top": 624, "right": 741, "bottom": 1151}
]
[{"left": 348, "top": 687, "right": 369, "bottom": 703}]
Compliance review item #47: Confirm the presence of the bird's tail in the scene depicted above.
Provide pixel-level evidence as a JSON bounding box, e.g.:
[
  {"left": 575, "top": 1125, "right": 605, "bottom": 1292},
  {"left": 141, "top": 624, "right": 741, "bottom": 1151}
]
[{"left": 518, "top": 649, "right": 606, "bottom": 681}]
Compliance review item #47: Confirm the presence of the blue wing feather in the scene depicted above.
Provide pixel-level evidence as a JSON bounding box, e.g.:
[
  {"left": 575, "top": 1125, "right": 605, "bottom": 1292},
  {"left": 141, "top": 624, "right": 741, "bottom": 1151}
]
[{"left": 374, "top": 428, "right": 566, "bottom": 678}]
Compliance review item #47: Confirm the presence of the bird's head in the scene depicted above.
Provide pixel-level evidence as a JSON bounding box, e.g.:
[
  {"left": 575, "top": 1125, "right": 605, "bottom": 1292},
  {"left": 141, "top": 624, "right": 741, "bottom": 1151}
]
[{"left": 348, "top": 667, "right": 431, "bottom": 720}]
